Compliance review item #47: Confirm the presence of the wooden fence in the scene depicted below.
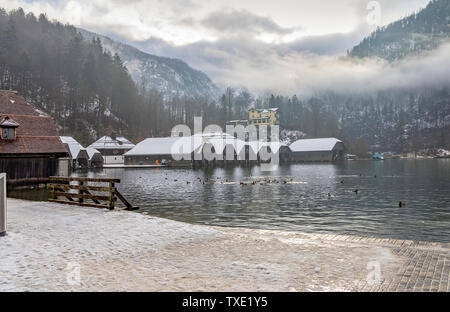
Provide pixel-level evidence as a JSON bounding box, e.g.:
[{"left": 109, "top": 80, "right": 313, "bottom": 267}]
[{"left": 49, "top": 177, "right": 138, "bottom": 210}]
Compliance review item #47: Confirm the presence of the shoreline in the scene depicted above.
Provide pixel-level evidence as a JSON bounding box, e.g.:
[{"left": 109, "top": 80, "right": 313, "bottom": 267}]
[{"left": 1, "top": 198, "right": 449, "bottom": 292}]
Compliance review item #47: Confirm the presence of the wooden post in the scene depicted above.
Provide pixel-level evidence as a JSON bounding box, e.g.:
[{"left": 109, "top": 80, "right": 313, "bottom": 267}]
[
  {"left": 79, "top": 180, "right": 84, "bottom": 203},
  {"left": 109, "top": 181, "right": 115, "bottom": 210},
  {"left": 51, "top": 184, "right": 56, "bottom": 200},
  {"left": 1, "top": 173, "right": 7, "bottom": 237}
]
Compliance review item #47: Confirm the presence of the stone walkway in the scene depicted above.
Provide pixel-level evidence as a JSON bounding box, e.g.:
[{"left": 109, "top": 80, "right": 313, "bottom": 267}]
[
  {"left": 1, "top": 199, "right": 449, "bottom": 292},
  {"left": 219, "top": 228, "right": 450, "bottom": 292},
  {"left": 363, "top": 242, "right": 450, "bottom": 291}
]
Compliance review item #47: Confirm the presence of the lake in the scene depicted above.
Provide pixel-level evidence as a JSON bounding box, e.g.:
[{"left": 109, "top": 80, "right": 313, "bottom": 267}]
[{"left": 69, "top": 159, "right": 450, "bottom": 243}]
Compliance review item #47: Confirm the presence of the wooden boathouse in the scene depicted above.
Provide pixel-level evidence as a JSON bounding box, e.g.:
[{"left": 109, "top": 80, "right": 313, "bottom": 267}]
[
  {"left": 0, "top": 90, "right": 68, "bottom": 187},
  {"left": 287, "top": 138, "right": 345, "bottom": 162}
]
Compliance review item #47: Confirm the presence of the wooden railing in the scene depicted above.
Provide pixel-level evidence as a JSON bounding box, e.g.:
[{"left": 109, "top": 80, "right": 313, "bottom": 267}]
[{"left": 49, "top": 177, "right": 138, "bottom": 211}]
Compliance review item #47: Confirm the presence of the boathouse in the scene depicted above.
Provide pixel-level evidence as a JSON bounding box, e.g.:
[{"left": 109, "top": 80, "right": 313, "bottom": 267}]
[
  {"left": 247, "top": 141, "right": 291, "bottom": 164},
  {"left": 287, "top": 138, "right": 345, "bottom": 162},
  {"left": 124, "top": 136, "right": 203, "bottom": 166},
  {"left": 88, "top": 134, "right": 135, "bottom": 165},
  {"left": 60, "top": 136, "right": 103, "bottom": 169},
  {"left": 200, "top": 133, "right": 247, "bottom": 166},
  {"left": 0, "top": 90, "right": 68, "bottom": 186},
  {"left": 60, "top": 136, "right": 89, "bottom": 169},
  {"left": 86, "top": 147, "right": 104, "bottom": 168}
]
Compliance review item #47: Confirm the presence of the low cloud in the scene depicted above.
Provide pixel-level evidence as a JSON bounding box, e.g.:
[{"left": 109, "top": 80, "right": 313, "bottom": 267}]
[
  {"left": 202, "top": 9, "right": 301, "bottom": 36},
  {"left": 228, "top": 42, "right": 450, "bottom": 97},
  {"left": 1, "top": 0, "right": 441, "bottom": 98},
  {"left": 134, "top": 36, "right": 450, "bottom": 97}
]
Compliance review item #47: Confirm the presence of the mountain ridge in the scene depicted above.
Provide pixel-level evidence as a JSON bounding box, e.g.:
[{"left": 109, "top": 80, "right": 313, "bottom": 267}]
[{"left": 78, "top": 29, "right": 221, "bottom": 101}]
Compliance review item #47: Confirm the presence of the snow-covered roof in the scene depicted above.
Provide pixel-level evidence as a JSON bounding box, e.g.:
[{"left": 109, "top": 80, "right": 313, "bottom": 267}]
[
  {"left": 60, "top": 136, "right": 79, "bottom": 144},
  {"left": 200, "top": 132, "right": 246, "bottom": 154},
  {"left": 126, "top": 133, "right": 288, "bottom": 157},
  {"left": 60, "top": 136, "right": 84, "bottom": 160},
  {"left": 249, "top": 107, "right": 279, "bottom": 112},
  {"left": 68, "top": 144, "right": 81, "bottom": 160},
  {"left": 289, "top": 138, "right": 342, "bottom": 152},
  {"left": 86, "top": 147, "right": 101, "bottom": 160},
  {"left": 88, "top": 136, "right": 135, "bottom": 150},
  {"left": 125, "top": 137, "right": 203, "bottom": 156}
]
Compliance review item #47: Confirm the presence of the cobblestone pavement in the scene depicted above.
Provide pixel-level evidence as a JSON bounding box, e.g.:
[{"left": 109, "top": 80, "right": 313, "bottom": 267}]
[
  {"left": 219, "top": 228, "right": 450, "bottom": 292},
  {"left": 361, "top": 242, "right": 450, "bottom": 292}
]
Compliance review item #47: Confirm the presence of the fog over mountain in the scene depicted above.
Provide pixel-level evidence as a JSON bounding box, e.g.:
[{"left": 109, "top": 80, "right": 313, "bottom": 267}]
[
  {"left": 0, "top": 0, "right": 431, "bottom": 94},
  {"left": 79, "top": 29, "right": 221, "bottom": 101},
  {"left": 85, "top": 0, "right": 449, "bottom": 97}
]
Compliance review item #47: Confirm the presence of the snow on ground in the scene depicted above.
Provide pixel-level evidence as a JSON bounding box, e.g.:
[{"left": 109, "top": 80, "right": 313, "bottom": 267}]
[{"left": 0, "top": 199, "right": 404, "bottom": 292}]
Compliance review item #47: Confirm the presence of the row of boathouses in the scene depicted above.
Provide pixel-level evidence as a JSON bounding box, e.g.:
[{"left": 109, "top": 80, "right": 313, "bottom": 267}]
[
  {"left": 59, "top": 135, "right": 135, "bottom": 169},
  {"left": 60, "top": 136, "right": 104, "bottom": 169},
  {"left": 1, "top": 90, "right": 345, "bottom": 188},
  {"left": 124, "top": 133, "right": 345, "bottom": 166}
]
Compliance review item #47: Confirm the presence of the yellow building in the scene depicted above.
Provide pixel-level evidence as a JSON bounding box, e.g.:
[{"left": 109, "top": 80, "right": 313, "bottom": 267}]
[{"left": 248, "top": 108, "right": 279, "bottom": 126}]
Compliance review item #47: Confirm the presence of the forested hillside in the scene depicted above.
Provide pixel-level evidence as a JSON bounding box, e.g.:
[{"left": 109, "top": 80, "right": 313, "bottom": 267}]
[
  {"left": 0, "top": 8, "right": 144, "bottom": 144},
  {"left": 260, "top": 89, "right": 450, "bottom": 154},
  {"left": 351, "top": 0, "right": 450, "bottom": 60},
  {"left": 79, "top": 29, "right": 221, "bottom": 101},
  {"left": 0, "top": 8, "right": 224, "bottom": 145}
]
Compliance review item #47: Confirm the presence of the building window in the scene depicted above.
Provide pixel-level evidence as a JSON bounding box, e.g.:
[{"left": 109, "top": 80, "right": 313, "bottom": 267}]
[{"left": 1, "top": 127, "right": 15, "bottom": 140}]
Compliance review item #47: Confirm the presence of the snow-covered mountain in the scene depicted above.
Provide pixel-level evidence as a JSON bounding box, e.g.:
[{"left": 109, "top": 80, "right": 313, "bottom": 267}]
[{"left": 79, "top": 29, "right": 221, "bottom": 101}]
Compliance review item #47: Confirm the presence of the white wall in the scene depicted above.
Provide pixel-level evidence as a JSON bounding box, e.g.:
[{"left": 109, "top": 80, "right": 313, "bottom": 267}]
[{"left": 103, "top": 155, "right": 124, "bottom": 164}]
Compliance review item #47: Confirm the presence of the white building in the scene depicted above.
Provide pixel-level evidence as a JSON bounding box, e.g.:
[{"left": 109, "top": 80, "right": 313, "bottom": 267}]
[
  {"left": 88, "top": 135, "right": 135, "bottom": 165},
  {"left": 124, "top": 136, "right": 203, "bottom": 166},
  {"left": 288, "top": 138, "right": 345, "bottom": 162}
]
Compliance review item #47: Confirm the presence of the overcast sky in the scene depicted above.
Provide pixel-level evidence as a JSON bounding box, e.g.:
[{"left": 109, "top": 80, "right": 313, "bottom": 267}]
[{"left": 0, "top": 0, "right": 434, "bottom": 93}]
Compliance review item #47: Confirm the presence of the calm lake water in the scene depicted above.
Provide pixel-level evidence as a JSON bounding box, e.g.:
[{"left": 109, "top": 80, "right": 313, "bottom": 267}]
[{"left": 69, "top": 159, "right": 450, "bottom": 243}]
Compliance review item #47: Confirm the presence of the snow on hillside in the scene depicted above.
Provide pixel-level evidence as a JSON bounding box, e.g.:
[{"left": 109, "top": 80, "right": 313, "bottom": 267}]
[{"left": 79, "top": 29, "right": 221, "bottom": 101}]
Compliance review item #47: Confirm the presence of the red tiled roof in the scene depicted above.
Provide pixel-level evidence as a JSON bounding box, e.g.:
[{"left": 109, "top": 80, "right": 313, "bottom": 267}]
[
  {"left": 0, "top": 137, "right": 67, "bottom": 154},
  {"left": 7, "top": 115, "right": 60, "bottom": 137},
  {"left": 0, "top": 91, "right": 67, "bottom": 155},
  {"left": 0, "top": 91, "right": 47, "bottom": 116}
]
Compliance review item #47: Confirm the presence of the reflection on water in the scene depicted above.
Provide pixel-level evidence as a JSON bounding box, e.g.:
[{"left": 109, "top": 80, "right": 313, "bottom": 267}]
[
  {"left": 70, "top": 159, "right": 450, "bottom": 242},
  {"left": 8, "top": 188, "right": 51, "bottom": 201}
]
